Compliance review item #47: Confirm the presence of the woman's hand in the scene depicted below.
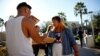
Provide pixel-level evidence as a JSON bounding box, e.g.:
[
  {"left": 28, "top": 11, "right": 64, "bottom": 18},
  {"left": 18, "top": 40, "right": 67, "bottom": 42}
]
[{"left": 55, "top": 38, "right": 62, "bottom": 43}]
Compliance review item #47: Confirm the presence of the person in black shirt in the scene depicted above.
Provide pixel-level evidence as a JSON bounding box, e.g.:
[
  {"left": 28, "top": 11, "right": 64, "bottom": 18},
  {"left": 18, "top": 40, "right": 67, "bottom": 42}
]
[{"left": 78, "top": 27, "right": 84, "bottom": 47}]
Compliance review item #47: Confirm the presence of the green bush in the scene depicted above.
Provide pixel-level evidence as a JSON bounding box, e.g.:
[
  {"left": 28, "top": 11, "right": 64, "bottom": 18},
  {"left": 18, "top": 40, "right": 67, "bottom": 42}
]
[
  {"left": 74, "top": 36, "right": 79, "bottom": 40},
  {"left": 96, "top": 36, "right": 100, "bottom": 42},
  {"left": 95, "top": 36, "right": 100, "bottom": 46}
]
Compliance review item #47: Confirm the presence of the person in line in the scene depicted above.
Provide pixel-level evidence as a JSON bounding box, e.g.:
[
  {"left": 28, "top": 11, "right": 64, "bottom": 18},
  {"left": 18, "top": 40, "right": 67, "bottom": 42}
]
[
  {"left": 45, "top": 25, "right": 54, "bottom": 56},
  {"left": 48, "top": 16, "right": 79, "bottom": 56},
  {"left": 5, "top": 2, "right": 55, "bottom": 56},
  {"left": 78, "top": 27, "right": 84, "bottom": 47}
]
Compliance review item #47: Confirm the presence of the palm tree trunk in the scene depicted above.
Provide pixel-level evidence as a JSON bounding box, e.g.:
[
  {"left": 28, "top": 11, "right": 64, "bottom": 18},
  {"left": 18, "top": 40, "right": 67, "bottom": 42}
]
[{"left": 80, "top": 10, "right": 83, "bottom": 27}]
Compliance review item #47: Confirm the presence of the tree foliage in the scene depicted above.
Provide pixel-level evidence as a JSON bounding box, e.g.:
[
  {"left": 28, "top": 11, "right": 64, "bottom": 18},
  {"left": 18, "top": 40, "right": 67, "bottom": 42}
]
[
  {"left": 0, "top": 18, "right": 4, "bottom": 27},
  {"left": 93, "top": 12, "right": 100, "bottom": 29},
  {"left": 41, "top": 21, "right": 52, "bottom": 33},
  {"left": 58, "top": 12, "right": 67, "bottom": 25},
  {"left": 74, "top": 2, "right": 87, "bottom": 26}
]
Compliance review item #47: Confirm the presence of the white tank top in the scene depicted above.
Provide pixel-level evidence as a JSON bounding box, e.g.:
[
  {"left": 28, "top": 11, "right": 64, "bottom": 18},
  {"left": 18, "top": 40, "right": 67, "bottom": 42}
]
[{"left": 6, "top": 16, "right": 34, "bottom": 56}]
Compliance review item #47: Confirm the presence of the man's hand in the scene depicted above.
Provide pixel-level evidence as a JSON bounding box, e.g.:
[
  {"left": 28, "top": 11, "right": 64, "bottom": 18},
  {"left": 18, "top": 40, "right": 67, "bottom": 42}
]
[
  {"left": 43, "top": 34, "right": 48, "bottom": 38},
  {"left": 43, "top": 37, "right": 56, "bottom": 43},
  {"left": 42, "top": 34, "right": 56, "bottom": 43}
]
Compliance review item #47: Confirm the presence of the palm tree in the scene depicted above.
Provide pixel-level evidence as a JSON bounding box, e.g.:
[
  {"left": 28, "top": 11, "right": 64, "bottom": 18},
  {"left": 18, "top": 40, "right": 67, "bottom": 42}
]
[
  {"left": 74, "top": 2, "right": 87, "bottom": 27},
  {"left": 71, "top": 23, "right": 77, "bottom": 35}
]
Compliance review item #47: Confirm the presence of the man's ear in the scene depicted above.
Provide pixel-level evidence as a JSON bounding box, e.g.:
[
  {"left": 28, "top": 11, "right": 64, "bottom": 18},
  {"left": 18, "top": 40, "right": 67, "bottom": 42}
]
[
  {"left": 26, "top": 9, "right": 30, "bottom": 14},
  {"left": 24, "top": 8, "right": 27, "bottom": 13}
]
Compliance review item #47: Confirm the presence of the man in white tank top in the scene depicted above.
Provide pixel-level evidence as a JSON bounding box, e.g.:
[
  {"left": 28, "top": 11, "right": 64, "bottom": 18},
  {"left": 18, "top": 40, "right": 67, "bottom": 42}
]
[{"left": 5, "top": 2, "right": 55, "bottom": 56}]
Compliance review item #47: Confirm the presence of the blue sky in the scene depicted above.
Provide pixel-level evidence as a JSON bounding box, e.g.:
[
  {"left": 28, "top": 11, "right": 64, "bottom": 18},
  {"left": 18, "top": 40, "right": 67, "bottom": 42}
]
[{"left": 0, "top": 0, "right": 100, "bottom": 24}]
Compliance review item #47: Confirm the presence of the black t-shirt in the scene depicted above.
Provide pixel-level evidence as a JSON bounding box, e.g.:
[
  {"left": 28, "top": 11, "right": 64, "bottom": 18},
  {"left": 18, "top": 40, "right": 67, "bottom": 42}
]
[{"left": 78, "top": 30, "right": 83, "bottom": 38}]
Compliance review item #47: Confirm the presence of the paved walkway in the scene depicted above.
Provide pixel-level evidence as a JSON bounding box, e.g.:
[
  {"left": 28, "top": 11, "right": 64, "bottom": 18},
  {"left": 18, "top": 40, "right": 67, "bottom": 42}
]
[
  {"left": 76, "top": 40, "right": 100, "bottom": 56},
  {"left": 38, "top": 40, "right": 100, "bottom": 56}
]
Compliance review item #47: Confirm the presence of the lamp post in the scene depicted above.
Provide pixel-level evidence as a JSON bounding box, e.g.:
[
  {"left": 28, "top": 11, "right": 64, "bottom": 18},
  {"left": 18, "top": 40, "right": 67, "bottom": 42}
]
[
  {"left": 88, "top": 11, "right": 94, "bottom": 37},
  {"left": 87, "top": 11, "right": 95, "bottom": 47},
  {"left": 84, "top": 19, "right": 88, "bottom": 29}
]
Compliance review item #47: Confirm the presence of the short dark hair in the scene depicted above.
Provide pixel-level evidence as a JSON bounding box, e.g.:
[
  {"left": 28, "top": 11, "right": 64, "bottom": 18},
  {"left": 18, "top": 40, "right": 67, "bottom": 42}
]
[
  {"left": 52, "top": 16, "right": 61, "bottom": 22},
  {"left": 17, "top": 2, "right": 32, "bottom": 10}
]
